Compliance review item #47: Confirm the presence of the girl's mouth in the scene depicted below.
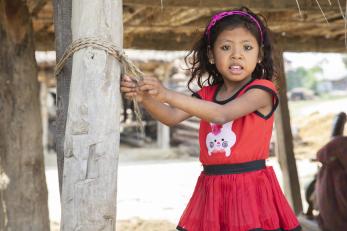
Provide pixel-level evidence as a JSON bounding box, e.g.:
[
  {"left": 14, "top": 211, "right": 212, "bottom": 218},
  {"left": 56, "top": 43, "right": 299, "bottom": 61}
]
[{"left": 229, "top": 65, "right": 243, "bottom": 74}]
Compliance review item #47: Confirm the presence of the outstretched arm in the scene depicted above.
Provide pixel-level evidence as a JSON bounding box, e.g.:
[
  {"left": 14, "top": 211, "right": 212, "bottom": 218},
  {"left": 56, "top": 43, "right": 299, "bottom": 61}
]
[
  {"left": 141, "top": 97, "right": 192, "bottom": 126},
  {"left": 139, "top": 76, "right": 273, "bottom": 124},
  {"left": 164, "top": 89, "right": 272, "bottom": 124}
]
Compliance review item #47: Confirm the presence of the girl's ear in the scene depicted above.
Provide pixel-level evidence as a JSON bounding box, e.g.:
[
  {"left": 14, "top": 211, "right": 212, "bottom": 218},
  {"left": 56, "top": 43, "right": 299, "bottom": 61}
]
[{"left": 207, "top": 46, "right": 215, "bottom": 64}]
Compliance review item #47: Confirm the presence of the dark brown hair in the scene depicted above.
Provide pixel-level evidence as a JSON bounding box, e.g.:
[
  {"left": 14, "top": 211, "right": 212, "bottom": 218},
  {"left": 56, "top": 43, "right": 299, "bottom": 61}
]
[{"left": 185, "top": 6, "right": 275, "bottom": 92}]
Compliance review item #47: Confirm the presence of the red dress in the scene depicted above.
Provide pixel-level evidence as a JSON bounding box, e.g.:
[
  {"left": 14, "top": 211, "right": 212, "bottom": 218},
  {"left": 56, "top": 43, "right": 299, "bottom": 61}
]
[{"left": 177, "top": 78, "right": 301, "bottom": 231}]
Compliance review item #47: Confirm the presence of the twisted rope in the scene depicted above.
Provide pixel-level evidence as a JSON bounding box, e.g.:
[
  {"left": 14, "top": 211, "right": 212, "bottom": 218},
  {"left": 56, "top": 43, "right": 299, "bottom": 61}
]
[{"left": 55, "top": 37, "right": 144, "bottom": 134}]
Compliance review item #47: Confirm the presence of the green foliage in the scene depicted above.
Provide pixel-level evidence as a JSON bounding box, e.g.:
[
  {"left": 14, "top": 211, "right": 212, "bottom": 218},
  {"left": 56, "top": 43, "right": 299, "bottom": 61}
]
[{"left": 286, "top": 66, "right": 322, "bottom": 91}]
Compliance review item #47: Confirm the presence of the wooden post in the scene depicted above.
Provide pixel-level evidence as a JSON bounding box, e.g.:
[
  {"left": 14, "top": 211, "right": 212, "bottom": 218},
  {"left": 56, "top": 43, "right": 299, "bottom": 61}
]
[
  {"left": 157, "top": 122, "right": 170, "bottom": 148},
  {"left": 53, "top": 0, "right": 73, "bottom": 195},
  {"left": 157, "top": 78, "right": 170, "bottom": 148},
  {"left": 59, "top": 0, "right": 123, "bottom": 230},
  {"left": 274, "top": 46, "right": 303, "bottom": 214},
  {"left": 40, "top": 81, "right": 49, "bottom": 155}
]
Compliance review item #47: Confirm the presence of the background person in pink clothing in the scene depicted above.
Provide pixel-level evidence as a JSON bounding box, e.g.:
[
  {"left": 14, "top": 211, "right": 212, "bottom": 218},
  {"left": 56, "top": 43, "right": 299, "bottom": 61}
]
[{"left": 121, "top": 6, "right": 301, "bottom": 231}]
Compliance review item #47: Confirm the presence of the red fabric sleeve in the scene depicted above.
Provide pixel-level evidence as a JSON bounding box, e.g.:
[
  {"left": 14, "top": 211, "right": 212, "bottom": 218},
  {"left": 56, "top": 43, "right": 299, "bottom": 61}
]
[
  {"left": 244, "top": 79, "right": 279, "bottom": 119},
  {"left": 191, "top": 86, "right": 207, "bottom": 100}
]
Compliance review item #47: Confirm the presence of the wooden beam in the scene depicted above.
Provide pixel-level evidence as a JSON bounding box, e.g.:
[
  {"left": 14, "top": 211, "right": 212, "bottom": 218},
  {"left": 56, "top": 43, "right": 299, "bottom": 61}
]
[
  {"left": 35, "top": 29, "right": 347, "bottom": 52},
  {"left": 27, "top": 0, "right": 49, "bottom": 16},
  {"left": 124, "top": 29, "right": 347, "bottom": 52},
  {"left": 273, "top": 45, "right": 303, "bottom": 215},
  {"left": 123, "top": 6, "right": 147, "bottom": 24},
  {"left": 271, "top": 34, "right": 346, "bottom": 52},
  {"left": 124, "top": 0, "right": 343, "bottom": 11}
]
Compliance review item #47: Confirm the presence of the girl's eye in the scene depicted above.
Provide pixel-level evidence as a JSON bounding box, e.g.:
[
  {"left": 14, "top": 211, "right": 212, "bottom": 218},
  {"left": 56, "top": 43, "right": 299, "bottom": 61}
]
[
  {"left": 244, "top": 45, "right": 253, "bottom": 51},
  {"left": 221, "top": 45, "right": 230, "bottom": 51}
]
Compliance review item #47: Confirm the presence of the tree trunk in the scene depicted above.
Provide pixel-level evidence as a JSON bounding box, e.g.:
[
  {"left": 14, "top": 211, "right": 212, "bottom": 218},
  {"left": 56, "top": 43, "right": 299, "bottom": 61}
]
[
  {"left": 52, "top": 0, "right": 73, "bottom": 196},
  {"left": 60, "top": 0, "right": 123, "bottom": 230},
  {"left": 0, "top": 1, "right": 50, "bottom": 230}
]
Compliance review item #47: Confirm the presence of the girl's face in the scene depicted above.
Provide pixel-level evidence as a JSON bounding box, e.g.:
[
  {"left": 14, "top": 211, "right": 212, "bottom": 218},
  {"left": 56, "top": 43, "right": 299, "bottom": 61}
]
[{"left": 210, "top": 27, "right": 260, "bottom": 83}]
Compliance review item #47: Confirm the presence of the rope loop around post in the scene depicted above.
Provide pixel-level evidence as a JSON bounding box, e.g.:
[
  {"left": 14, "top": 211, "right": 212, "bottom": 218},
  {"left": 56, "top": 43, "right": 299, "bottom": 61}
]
[
  {"left": 55, "top": 37, "right": 144, "bottom": 134},
  {"left": 55, "top": 37, "right": 144, "bottom": 80}
]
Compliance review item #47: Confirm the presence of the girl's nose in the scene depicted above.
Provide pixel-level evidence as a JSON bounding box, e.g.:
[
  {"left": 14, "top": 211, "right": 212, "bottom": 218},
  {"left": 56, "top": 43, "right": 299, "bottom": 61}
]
[
  {"left": 231, "top": 47, "right": 242, "bottom": 59},
  {"left": 231, "top": 52, "right": 242, "bottom": 59}
]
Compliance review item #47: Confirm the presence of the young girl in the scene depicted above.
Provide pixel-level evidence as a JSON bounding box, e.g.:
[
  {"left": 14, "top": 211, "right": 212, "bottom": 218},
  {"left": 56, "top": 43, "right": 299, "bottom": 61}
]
[{"left": 121, "top": 6, "right": 301, "bottom": 231}]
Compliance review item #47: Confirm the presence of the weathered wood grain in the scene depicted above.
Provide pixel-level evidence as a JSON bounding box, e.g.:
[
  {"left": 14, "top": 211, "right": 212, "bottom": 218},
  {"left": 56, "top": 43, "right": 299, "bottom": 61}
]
[{"left": 59, "top": 0, "right": 123, "bottom": 230}]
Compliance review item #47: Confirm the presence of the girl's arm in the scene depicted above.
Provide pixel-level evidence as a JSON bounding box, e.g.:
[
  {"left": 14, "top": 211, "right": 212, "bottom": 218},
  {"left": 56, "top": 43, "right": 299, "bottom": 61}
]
[
  {"left": 141, "top": 97, "right": 192, "bottom": 126},
  {"left": 139, "top": 77, "right": 273, "bottom": 124},
  {"left": 164, "top": 88, "right": 272, "bottom": 124},
  {"left": 120, "top": 75, "right": 192, "bottom": 126}
]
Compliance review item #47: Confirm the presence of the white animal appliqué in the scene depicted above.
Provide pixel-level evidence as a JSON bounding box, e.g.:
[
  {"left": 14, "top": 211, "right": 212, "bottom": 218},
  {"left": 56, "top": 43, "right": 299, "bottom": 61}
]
[{"left": 206, "top": 121, "right": 236, "bottom": 157}]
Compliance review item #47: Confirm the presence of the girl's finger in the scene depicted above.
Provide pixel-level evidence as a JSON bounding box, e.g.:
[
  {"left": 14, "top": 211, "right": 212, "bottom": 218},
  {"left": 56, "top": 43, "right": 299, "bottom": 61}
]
[
  {"left": 139, "top": 84, "right": 156, "bottom": 91},
  {"left": 142, "top": 78, "right": 158, "bottom": 85},
  {"left": 148, "top": 89, "right": 158, "bottom": 95},
  {"left": 124, "top": 92, "right": 137, "bottom": 98},
  {"left": 140, "top": 76, "right": 156, "bottom": 84},
  {"left": 120, "top": 87, "right": 136, "bottom": 93},
  {"left": 120, "top": 81, "right": 136, "bottom": 88},
  {"left": 122, "top": 75, "right": 133, "bottom": 82},
  {"left": 143, "top": 75, "right": 158, "bottom": 81}
]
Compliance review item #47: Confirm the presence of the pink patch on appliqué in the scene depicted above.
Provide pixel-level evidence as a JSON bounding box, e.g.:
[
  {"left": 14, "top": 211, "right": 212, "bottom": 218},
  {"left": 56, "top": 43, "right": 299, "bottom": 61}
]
[{"left": 211, "top": 124, "right": 223, "bottom": 135}]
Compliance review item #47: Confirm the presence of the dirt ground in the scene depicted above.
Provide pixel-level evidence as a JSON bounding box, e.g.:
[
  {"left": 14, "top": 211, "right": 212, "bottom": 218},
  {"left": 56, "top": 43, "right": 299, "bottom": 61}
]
[
  {"left": 50, "top": 219, "right": 176, "bottom": 231},
  {"left": 117, "top": 219, "right": 177, "bottom": 231}
]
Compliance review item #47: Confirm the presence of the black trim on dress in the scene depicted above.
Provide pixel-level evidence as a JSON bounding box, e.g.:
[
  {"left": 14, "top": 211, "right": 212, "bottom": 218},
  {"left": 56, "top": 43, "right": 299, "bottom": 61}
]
[
  {"left": 213, "top": 78, "right": 255, "bottom": 104},
  {"left": 191, "top": 92, "right": 202, "bottom": 99},
  {"left": 245, "top": 85, "right": 279, "bottom": 120},
  {"left": 249, "top": 225, "right": 302, "bottom": 231},
  {"left": 176, "top": 226, "right": 188, "bottom": 231},
  {"left": 203, "top": 160, "right": 266, "bottom": 175}
]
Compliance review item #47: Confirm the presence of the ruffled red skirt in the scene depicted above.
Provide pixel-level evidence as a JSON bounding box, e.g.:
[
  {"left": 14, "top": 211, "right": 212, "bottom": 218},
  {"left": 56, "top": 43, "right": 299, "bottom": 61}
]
[{"left": 177, "top": 166, "right": 301, "bottom": 231}]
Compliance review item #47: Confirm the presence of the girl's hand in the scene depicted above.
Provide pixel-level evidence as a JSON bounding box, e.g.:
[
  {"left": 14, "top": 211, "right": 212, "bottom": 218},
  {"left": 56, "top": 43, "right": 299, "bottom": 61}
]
[
  {"left": 120, "top": 75, "right": 144, "bottom": 102},
  {"left": 139, "top": 76, "right": 169, "bottom": 103}
]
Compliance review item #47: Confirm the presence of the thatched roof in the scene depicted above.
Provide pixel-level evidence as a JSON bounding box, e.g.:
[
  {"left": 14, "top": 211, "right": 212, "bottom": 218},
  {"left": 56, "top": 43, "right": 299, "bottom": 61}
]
[{"left": 32, "top": 0, "right": 347, "bottom": 52}]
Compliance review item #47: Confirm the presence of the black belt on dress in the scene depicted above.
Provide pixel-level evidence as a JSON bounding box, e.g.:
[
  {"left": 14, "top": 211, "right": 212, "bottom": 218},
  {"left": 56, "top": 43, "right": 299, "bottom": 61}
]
[{"left": 202, "top": 159, "right": 266, "bottom": 175}]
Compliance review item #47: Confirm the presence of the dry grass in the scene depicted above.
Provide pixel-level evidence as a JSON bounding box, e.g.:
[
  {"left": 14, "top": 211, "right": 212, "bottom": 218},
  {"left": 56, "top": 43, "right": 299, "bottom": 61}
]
[{"left": 293, "top": 112, "right": 347, "bottom": 159}]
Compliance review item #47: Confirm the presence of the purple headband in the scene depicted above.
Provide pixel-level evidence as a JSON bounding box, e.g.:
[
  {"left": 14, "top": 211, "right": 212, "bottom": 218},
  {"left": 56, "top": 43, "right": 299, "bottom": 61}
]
[{"left": 205, "top": 10, "right": 264, "bottom": 45}]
